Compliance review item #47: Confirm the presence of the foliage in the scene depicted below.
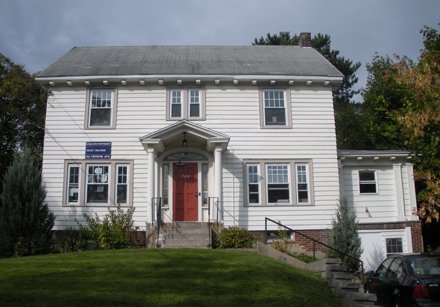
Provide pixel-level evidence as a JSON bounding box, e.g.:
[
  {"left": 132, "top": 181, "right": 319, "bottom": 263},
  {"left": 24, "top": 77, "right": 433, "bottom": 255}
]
[
  {"left": 0, "top": 148, "right": 55, "bottom": 256},
  {"left": 362, "top": 23, "right": 440, "bottom": 223},
  {"left": 0, "top": 53, "right": 47, "bottom": 190},
  {"left": 0, "top": 249, "right": 342, "bottom": 307},
  {"left": 253, "top": 31, "right": 362, "bottom": 149},
  {"left": 330, "top": 199, "right": 362, "bottom": 272},
  {"left": 218, "top": 226, "right": 255, "bottom": 248},
  {"left": 82, "top": 206, "right": 136, "bottom": 249},
  {"left": 58, "top": 227, "right": 93, "bottom": 252}
]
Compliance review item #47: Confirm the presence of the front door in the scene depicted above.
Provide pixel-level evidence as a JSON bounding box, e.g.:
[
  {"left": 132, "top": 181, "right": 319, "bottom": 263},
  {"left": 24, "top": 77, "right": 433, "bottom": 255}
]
[{"left": 173, "top": 163, "right": 198, "bottom": 221}]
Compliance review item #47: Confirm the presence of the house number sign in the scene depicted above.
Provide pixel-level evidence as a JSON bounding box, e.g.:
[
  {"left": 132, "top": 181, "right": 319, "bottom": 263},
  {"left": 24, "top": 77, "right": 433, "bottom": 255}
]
[{"left": 180, "top": 174, "right": 191, "bottom": 179}]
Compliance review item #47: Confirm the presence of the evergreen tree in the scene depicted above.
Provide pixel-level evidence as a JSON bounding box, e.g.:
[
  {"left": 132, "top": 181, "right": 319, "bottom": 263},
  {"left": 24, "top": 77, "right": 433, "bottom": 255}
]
[
  {"left": 0, "top": 148, "right": 54, "bottom": 256},
  {"left": 330, "top": 199, "right": 363, "bottom": 271}
]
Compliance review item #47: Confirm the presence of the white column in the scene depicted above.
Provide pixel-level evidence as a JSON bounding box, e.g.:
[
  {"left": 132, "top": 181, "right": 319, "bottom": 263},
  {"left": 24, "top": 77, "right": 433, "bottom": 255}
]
[
  {"left": 393, "top": 163, "right": 405, "bottom": 218},
  {"left": 406, "top": 163, "right": 417, "bottom": 215},
  {"left": 147, "top": 147, "right": 156, "bottom": 223},
  {"left": 214, "top": 146, "right": 223, "bottom": 221}
]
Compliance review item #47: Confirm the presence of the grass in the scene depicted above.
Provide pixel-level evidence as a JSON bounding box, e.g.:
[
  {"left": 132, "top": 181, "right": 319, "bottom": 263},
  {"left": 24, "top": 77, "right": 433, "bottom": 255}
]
[{"left": 0, "top": 249, "right": 341, "bottom": 306}]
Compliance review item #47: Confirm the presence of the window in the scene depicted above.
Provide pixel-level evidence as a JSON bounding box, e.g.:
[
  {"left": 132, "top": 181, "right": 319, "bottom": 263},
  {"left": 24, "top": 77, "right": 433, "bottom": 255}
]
[
  {"left": 296, "top": 164, "right": 309, "bottom": 203},
  {"left": 202, "top": 163, "right": 209, "bottom": 206},
  {"left": 247, "top": 165, "right": 260, "bottom": 204},
  {"left": 67, "top": 164, "right": 79, "bottom": 203},
  {"left": 64, "top": 160, "right": 132, "bottom": 206},
  {"left": 189, "top": 90, "right": 200, "bottom": 118},
  {"left": 88, "top": 89, "right": 115, "bottom": 127},
  {"left": 245, "top": 160, "right": 313, "bottom": 206},
  {"left": 359, "top": 170, "right": 377, "bottom": 194},
  {"left": 170, "top": 90, "right": 182, "bottom": 118},
  {"left": 266, "top": 164, "right": 290, "bottom": 204},
  {"left": 167, "top": 89, "right": 204, "bottom": 120},
  {"left": 162, "top": 164, "right": 169, "bottom": 207},
  {"left": 87, "top": 165, "right": 109, "bottom": 203},
  {"left": 116, "top": 165, "right": 128, "bottom": 204},
  {"left": 386, "top": 238, "right": 403, "bottom": 256},
  {"left": 263, "top": 90, "right": 286, "bottom": 126}
]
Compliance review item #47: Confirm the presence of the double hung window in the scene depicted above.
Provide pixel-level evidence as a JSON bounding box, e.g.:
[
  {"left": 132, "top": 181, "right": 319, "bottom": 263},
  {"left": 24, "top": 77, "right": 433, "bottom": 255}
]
[
  {"left": 116, "top": 165, "right": 128, "bottom": 204},
  {"left": 88, "top": 89, "right": 115, "bottom": 128},
  {"left": 247, "top": 165, "right": 260, "bottom": 204},
  {"left": 168, "top": 89, "right": 204, "bottom": 120},
  {"left": 296, "top": 164, "right": 309, "bottom": 203},
  {"left": 359, "top": 170, "right": 377, "bottom": 194},
  {"left": 262, "top": 90, "right": 288, "bottom": 126},
  {"left": 266, "top": 164, "right": 290, "bottom": 203},
  {"left": 67, "top": 164, "right": 80, "bottom": 203},
  {"left": 87, "top": 165, "right": 109, "bottom": 203}
]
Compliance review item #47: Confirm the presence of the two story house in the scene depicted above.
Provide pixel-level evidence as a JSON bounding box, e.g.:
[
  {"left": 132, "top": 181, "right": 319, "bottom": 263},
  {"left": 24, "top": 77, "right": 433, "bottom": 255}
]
[{"left": 36, "top": 35, "right": 422, "bottom": 270}]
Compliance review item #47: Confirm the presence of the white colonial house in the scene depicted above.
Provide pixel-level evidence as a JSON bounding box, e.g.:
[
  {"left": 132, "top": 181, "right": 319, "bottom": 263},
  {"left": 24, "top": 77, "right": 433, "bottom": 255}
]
[{"left": 36, "top": 34, "right": 422, "bottom": 270}]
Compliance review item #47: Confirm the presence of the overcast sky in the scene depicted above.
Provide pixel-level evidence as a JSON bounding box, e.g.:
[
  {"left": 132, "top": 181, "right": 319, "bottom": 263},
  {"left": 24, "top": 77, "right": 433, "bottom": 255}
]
[{"left": 1, "top": 0, "right": 439, "bottom": 102}]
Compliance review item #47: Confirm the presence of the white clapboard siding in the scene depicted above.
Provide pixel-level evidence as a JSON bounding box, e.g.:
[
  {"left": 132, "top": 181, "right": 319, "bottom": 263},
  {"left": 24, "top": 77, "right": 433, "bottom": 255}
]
[
  {"left": 340, "top": 162, "right": 418, "bottom": 223},
  {"left": 43, "top": 85, "right": 340, "bottom": 230}
]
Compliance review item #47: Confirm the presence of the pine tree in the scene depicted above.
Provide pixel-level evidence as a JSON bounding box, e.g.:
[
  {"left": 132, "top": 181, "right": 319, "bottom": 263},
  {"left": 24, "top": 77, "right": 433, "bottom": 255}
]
[
  {"left": 330, "top": 199, "right": 363, "bottom": 271},
  {"left": 0, "top": 148, "right": 55, "bottom": 256}
]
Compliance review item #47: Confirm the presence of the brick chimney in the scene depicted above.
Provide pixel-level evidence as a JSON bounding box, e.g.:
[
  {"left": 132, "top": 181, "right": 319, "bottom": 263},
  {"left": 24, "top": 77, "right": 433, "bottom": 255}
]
[{"left": 298, "top": 32, "right": 312, "bottom": 47}]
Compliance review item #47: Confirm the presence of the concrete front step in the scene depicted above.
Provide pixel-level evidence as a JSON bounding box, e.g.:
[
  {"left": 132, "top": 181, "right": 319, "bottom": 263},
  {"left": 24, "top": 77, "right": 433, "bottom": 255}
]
[{"left": 160, "top": 222, "right": 211, "bottom": 248}]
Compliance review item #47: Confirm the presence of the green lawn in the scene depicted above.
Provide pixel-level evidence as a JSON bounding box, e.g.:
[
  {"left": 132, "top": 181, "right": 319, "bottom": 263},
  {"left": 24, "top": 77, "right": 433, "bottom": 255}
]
[{"left": 0, "top": 249, "right": 341, "bottom": 306}]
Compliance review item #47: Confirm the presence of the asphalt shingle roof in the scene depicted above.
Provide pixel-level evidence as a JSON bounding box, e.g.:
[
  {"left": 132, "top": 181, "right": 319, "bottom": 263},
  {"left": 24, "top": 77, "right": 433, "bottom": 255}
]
[{"left": 37, "top": 45, "right": 344, "bottom": 78}]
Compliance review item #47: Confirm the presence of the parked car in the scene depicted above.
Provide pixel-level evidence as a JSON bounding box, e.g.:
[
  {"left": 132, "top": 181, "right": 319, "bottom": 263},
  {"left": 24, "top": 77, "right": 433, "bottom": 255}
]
[{"left": 365, "top": 254, "right": 440, "bottom": 307}]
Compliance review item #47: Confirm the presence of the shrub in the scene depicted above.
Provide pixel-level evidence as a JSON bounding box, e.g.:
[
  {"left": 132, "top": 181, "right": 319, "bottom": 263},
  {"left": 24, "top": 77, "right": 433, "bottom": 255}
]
[
  {"left": 329, "top": 199, "right": 363, "bottom": 271},
  {"left": 218, "top": 226, "right": 255, "bottom": 248},
  {"left": 0, "top": 148, "right": 55, "bottom": 257},
  {"left": 59, "top": 227, "right": 92, "bottom": 252},
  {"left": 82, "top": 206, "right": 136, "bottom": 249}
]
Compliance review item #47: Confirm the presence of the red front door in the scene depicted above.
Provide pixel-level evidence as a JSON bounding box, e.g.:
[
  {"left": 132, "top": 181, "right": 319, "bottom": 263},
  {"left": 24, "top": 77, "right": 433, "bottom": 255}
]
[{"left": 173, "top": 163, "right": 198, "bottom": 221}]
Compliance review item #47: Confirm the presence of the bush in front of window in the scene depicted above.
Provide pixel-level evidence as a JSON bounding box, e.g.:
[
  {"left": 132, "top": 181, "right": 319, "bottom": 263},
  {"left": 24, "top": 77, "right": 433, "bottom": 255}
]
[
  {"left": 218, "top": 226, "right": 255, "bottom": 249},
  {"left": 82, "top": 206, "right": 136, "bottom": 249},
  {"left": 57, "top": 227, "right": 93, "bottom": 252},
  {"left": 0, "top": 148, "right": 55, "bottom": 257},
  {"left": 329, "top": 198, "right": 363, "bottom": 272}
]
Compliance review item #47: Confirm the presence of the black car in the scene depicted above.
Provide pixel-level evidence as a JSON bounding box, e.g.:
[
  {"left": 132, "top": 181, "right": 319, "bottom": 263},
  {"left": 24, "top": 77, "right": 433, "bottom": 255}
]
[{"left": 365, "top": 254, "right": 440, "bottom": 307}]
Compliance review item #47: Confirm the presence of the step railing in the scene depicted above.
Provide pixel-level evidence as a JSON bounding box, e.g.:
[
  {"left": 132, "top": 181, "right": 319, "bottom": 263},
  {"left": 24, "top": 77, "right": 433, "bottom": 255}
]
[
  {"left": 152, "top": 197, "right": 162, "bottom": 247},
  {"left": 264, "top": 217, "right": 364, "bottom": 279}
]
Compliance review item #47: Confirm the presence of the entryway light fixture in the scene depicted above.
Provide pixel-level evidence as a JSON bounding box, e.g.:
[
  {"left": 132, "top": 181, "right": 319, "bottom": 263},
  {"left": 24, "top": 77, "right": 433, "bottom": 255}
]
[{"left": 182, "top": 132, "right": 188, "bottom": 147}]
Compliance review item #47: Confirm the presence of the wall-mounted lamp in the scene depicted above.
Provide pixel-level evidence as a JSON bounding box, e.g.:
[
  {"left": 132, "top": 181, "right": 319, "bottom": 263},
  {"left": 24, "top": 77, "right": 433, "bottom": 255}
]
[{"left": 182, "top": 132, "right": 188, "bottom": 147}]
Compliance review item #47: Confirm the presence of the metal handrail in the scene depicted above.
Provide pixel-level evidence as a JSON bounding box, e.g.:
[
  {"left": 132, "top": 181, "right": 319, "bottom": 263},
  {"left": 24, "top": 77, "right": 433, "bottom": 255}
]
[{"left": 264, "top": 217, "right": 364, "bottom": 278}]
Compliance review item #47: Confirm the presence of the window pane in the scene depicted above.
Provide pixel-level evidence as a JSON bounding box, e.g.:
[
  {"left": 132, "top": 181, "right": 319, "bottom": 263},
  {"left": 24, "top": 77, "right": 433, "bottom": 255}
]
[
  {"left": 265, "top": 108, "right": 286, "bottom": 125},
  {"left": 360, "top": 171, "right": 375, "bottom": 181},
  {"left": 189, "top": 103, "right": 200, "bottom": 117},
  {"left": 90, "top": 109, "right": 111, "bottom": 126},
  {"left": 298, "top": 191, "right": 308, "bottom": 203},
  {"left": 360, "top": 183, "right": 377, "bottom": 193},
  {"left": 171, "top": 104, "right": 181, "bottom": 118},
  {"left": 117, "top": 185, "right": 127, "bottom": 204},
  {"left": 69, "top": 187, "right": 79, "bottom": 202},
  {"left": 87, "top": 185, "right": 108, "bottom": 203},
  {"left": 268, "top": 184, "right": 289, "bottom": 203},
  {"left": 267, "top": 165, "right": 288, "bottom": 184}
]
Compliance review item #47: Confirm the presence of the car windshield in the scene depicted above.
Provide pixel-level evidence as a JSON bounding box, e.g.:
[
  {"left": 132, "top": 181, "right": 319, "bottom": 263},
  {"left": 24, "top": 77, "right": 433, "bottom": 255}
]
[{"left": 405, "top": 256, "right": 440, "bottom": 276}]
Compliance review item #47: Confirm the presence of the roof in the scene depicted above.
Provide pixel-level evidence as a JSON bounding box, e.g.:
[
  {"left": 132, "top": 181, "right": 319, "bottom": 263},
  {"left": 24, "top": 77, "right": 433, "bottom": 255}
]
[{"left": 37, "top": 45, "right": 344, "bottom": 79}]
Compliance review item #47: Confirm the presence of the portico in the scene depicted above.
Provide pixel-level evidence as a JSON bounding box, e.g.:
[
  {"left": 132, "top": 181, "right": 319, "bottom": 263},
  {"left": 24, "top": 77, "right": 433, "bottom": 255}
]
[{"left": 139, "top": 120, "right": 229, "bottom": 223}]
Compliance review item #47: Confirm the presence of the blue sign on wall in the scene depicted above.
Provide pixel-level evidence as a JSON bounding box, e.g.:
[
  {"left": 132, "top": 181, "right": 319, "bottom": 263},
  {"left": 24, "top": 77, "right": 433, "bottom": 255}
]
[{"left": 85, "top": 142, "right": 111, "bottom": 159}]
